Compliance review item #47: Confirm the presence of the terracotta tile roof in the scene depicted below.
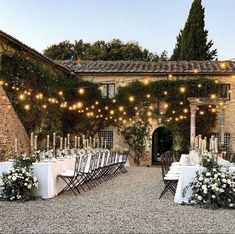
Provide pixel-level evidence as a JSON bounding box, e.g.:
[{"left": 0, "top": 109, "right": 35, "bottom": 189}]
[
  {"left": 0, "top": 30, "right": 71, "bottom": 74},
  {"left": 57, "top": 60, "right": 235, "bottom": 75}
]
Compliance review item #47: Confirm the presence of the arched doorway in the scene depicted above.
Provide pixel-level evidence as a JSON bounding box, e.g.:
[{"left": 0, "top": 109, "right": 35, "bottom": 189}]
[{"left": 152, "top": 127, "right": 173, "bottom": 165}]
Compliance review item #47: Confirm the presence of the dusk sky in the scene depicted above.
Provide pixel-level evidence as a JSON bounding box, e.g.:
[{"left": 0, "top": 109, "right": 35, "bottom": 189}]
[{"left": 0, "top": 0, "right": 234, "bottom": 60}]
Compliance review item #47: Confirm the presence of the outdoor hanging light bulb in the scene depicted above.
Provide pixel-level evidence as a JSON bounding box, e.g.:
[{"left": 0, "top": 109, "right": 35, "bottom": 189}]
[
  {"left": 179, "top": 86, "right": 186, "bottom": 93},
  {"left": 129, "top": 96, "right": 135, "bottom": 102},
  {"left": 78, "top": 88, "right": 85, "bottom": 95},
  {"left": 24, "top": 104, "right": 30, "bottom": 111}
]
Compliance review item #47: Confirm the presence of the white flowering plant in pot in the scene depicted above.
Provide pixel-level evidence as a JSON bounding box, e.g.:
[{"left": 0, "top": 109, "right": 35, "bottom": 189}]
[
  {"left": 0, "top": 154, "right": 39, "bottom": 201},
  {"left": 188, "top": 168, "right": 235, "bottom": 208},
  {"left": 1, "top": 167, "right": 38, "bottom": 201},
  {"left": 184, "top": 151, "right": 235, "bottom": 208}
]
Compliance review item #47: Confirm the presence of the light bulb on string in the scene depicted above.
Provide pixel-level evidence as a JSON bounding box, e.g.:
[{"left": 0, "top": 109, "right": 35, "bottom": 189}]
[
  {"left": 128, "top": 96, "right": 135, "bottom": 102},
  {"left": 78, "top": 88, "right": 85, "bottom": 95}
]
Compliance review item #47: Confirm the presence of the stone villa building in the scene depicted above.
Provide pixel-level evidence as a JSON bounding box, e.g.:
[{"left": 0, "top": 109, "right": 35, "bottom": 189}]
[{"left": 1, "top": 30, "right": 235, "bottom": 165}]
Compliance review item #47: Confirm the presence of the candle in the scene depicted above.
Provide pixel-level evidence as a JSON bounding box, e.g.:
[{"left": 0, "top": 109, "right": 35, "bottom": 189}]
[
  {"left": 53, "top": 132, "right": 56, "bottom": 146},
  {"left": 89, "top": 137, "right": 92, "bottom": 146},
  {"left": 30, "top": 132, "right": 34, "bottom": 149},
  {"left": 86, "top": 139, "right": 89, "bottom": 148},
  {"left": 215, "top": 137, "right": 218, "bottom": 153},
  {"left": 47, "top": 135, "right": 50, "bottom": 150},
  {"left": 74, "top": 136, "right": 77, "bottom": 148},
  {"left": 78, "top": 137, "right": 80, "bottom": 148},
  {"left": 64, "top": 138, "right": 67, "bottom": 149},
  {"left": 67, "top": 134, "right": 70, "bottom": 148},
  {"left": 198, "top": 135, "right": 202, "bottom": 151},
  {"left": 15, "top": 138, "right": 18, "bottom": 153},
  {"left": 34, "top": 135, "right": 38, "bottom": 150},
  {"left": 60, "top": 137, "right": 63, "bottom": 150},
  {"left": 97, "top": 138, "right": 100, "bottom": 148},
  {"left": 104, "top": 140, "right": 107, "bottom": 149}
]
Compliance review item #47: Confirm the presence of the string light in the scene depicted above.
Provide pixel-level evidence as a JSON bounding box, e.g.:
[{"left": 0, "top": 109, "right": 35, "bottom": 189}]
[
  {"left": 129, "top": 96, "right": 135, "bottom": 102},
  {"left": 24, "top": 104, "right": 30, "bottom": 111},
  {"left": 19, "top": 94, "right": 26, "bottom": 100},
  {"left": 78, "top": 88, "right": 85, "bottom": 95},
  {"left": 179, "top": 86, "right": 186, "bottom": 93},
  {"left": 58, "top": 91, "right": 63, "bottom": 96}
]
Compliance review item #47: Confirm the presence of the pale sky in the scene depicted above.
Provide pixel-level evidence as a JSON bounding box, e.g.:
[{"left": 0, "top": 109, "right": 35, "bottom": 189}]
[{"left": 0, "top": 0, "right": 234, "bottom": 60}]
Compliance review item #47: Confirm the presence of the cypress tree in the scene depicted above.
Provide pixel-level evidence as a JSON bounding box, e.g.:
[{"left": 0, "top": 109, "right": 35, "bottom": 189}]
[{"left": 172, "top": 0, "right": 217, "bottom": 60}]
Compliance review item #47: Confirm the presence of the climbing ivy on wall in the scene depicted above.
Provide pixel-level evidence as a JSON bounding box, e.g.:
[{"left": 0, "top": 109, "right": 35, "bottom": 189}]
[
  {"left": 116, "top": 78, "right": 220, "bottom": 156},
  {"left": 0, "top": 53, "right": 109, "bottom": 141}
]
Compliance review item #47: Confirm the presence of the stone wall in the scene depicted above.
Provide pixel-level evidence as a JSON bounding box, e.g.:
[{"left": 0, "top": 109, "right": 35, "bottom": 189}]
[
  {"left": 78, "top": 73, "right": 235, "bottom": 166},
  {"left": 0, "top": 86, "right": 30, "bottom": 160}
]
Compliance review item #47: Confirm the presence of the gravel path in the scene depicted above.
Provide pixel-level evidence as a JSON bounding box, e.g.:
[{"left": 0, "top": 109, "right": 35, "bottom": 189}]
[{"left": 0, "top": 167, "right": 234, "bottom": 233}]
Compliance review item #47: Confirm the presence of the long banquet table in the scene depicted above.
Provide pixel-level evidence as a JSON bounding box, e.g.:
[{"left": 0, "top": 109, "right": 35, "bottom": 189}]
[
  {"left": 174, "top": 154, "right": 235, "bottom": 204},
  {"left": 0, "top": 158, "right": 75, "bottom": 199}
]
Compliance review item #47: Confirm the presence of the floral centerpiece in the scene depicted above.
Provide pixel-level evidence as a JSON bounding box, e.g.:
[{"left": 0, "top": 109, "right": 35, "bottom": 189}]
[
  {"left": 0, "top": 154, "right": 39, "bottom": 201},
  {"left": 184, "top": 151, "right": 235, "bottom": 208}
]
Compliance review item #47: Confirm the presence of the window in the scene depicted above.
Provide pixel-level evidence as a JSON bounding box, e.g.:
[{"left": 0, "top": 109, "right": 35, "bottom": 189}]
[
  {"left": 100, "top": 83, "right": 115, "bottom": 98},
  {"left": 213, "top": 132, "right": 230, "bottom": 151},
  {"left": 218, "top": 84, "right": 230, "bottom": 100},
  {"left": 99, "top": 131, "right": 113, "bottom": 148}
]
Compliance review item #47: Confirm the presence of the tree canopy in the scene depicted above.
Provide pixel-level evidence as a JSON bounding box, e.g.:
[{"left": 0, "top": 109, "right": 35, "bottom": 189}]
[
  {"left": 43, "top": 39, "right": 169, "bottom": 61},
  {"left": 171, "top": 0, "right": 217, "bottom": 60}
]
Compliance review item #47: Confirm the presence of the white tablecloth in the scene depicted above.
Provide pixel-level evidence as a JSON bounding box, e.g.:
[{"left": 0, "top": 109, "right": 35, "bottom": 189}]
[
  {"left": 0, "top": 158, "right": 75, "bottom": 199},
  {"left": 174, "top": 154, "right": 235, "bottom": 204}
]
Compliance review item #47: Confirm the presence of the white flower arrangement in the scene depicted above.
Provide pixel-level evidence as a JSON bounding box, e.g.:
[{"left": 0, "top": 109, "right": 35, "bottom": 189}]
[
  {"left": 188, "top": 167, "right": 235, "bottom": 208},
  {"left": 1, "top": 166, "right": 39, "bottom": 201}
]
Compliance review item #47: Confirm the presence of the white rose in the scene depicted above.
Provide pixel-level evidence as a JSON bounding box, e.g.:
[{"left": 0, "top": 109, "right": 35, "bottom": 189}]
[
  {"left": 12, "top": 176, "right": 17, "bottom": 181},
  {"left": 202, "top": 185, "right": 207, "bottom": 190},
  {"left": 219, "top": 189, "right": 224, "bottom": 193},
  {"left": 27, "top": 184, "right": 32, "bottom": 189},
  {"left": 204, "top": 178, "right": 209, "bottom": 183},
  {"left": 227, "top": 179, "right": 231, "bottom": 185},
  {"left": 197, "top": 196, "right": 203, "bottom": 201},
  {"left": 212, "top": 195, "right": 216, "bottom": 199},
  {"left": 24, "top": 183, "right": 27, "bottom": 186},
  {"left": 206, "top": 172, "right": 211, "bottom": 177},
  {"left": 199, "top": 177, "right": 203, "bottom": 181},
  {"left": 214, "top": 174, "right": 218, "bottom": 179},
  {"left": 8, "top": 175, "right": 12, "bottom": 180},
  {"left": 222, "top": 179, "right": 227, "bottom": 183},
  {"left": 33, "top": 177, "right": 38, "bottom": 182}
]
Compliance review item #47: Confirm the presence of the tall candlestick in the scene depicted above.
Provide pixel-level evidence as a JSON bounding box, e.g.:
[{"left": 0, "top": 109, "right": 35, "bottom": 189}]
[
  {"left": 15, "top": 138, "right": 18, "bottom": 153},
  {"left": 60, "top": 137, "right": 63, "bottom": 150},
  {"left": 30, "top": 132, "right": 34, "bottom": 150},
  {"left": 86, "top": 139, "right": 89, "bottom": 148},
  {"left": 74, "top": 136, "right": 77, "bottom": 148},
  {"left": 97, "top": 138, "right": 100, "bottom": 148},
  {"left": 89, "top": 137, "right": 92, "bottom": 146},
  {"left": 34, "top": 135, "right": 38, "bottom": 150},
  {"left": 78, "top": 137, "right": 80, "bottom": 148},
  {"left": 104, "top": 140, "right": 107, "bottom": 149},
  {"left": 47, "top": 135, "right": 50, "bottom": 150},
  {"left": 53, "top": 132, "right": 56, "bottom": 146},
  {"left": 64, "top": 138, "right": 67, "bottom": 149},
  {"left": 215, "top": 137, "right": 218, "bottom": 153},
  {"left": 67, "top": 134, "right": 70, "bottom": 148}
]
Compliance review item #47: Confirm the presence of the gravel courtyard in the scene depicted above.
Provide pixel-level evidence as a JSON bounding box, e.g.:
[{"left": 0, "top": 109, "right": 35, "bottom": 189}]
[{"left": 0, "top": 167, "right": 234, "bottom": 233}]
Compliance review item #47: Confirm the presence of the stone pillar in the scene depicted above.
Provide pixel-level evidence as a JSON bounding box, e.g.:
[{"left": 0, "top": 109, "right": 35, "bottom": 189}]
[
  {"left": 190, "top": 104, "right": 197, "bottom": 142},
  {"left": 219, "top": 107, "right": 225, "bottom": 147}
]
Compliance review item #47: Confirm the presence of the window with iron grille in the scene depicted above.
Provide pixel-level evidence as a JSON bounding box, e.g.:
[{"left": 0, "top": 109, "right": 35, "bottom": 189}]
[
  {"left": 213, "top": 132, "right": 231, "bottom": 151},
  {"left": 99, "top": 131, "right": 113, "bottom": 148},
  {"left": 100, "top": 83, "right": 115, "bottom": 98},
  {"left": 218, "top": 84, "right": 230, "bottom": 100}
]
